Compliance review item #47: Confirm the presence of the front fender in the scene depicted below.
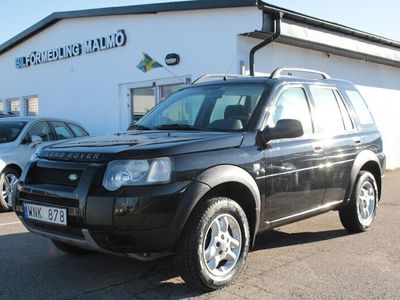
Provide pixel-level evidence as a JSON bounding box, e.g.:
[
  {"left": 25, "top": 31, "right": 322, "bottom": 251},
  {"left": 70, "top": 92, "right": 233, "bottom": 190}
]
[{"left": 171, "top": 165, "right": 261, "bottom": 248}]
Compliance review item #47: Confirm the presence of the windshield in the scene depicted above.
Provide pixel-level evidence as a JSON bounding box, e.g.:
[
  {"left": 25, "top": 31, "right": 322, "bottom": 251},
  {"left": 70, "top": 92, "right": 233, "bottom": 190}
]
[
  {"left": 0, "top": 121, "right": 27, "bottom": 143},
  {"left": 135, "top": 84, "right": 267, "bottom": 131}
]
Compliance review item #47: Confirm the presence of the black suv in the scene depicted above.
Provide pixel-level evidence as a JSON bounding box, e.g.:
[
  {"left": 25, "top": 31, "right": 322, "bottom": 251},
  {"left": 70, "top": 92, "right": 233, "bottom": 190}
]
[{"left": 13, "top": 68, "right": 385, "bottom": 291}]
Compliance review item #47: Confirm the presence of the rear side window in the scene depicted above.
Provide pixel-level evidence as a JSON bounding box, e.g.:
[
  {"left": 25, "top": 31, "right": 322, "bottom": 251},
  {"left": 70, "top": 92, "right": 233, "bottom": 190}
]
[
  {"left": 310, "top": 87, "right": 346, "bottom": 135},
  {"left": 345, "top": 90, "right": 375, "bottom": 126},
  {"left": 68, "top": 123, "right": 88, "bottom": 137},
  {"left": 50, "top": 121, "right": 74, "bottom": 140}
]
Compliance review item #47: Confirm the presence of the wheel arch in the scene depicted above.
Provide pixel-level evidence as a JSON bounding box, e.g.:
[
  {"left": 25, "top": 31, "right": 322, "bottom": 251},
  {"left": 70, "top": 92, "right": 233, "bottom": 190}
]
[
  {"left": 174, "top": 165, "right": 261, "bottom": 249},
  {"left": 345, "top": 150, "right": 382, "bottom": 203},
  {"left": 4, "top": 164, "right": 23, "bottom": 176}
]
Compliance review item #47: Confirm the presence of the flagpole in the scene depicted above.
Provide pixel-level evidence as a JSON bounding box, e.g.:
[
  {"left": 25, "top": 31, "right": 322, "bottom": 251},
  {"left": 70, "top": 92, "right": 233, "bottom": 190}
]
[{"left": 161, "top": 65, "right": 188, "bottom": 85}]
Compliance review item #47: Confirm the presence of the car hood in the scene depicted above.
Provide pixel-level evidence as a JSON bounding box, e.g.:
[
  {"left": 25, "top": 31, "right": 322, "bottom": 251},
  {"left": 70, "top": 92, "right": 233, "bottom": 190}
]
[{"left": 38, "top": 130, "right": 244, "bottom": 162}]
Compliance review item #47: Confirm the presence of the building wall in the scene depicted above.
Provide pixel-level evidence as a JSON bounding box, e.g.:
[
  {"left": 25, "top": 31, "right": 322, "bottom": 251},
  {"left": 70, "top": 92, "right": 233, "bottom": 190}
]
[
  {"left": 0, "top": 7, "right": 260, "bottom": 134},
  {"left": 237, "top": 37, "right": 400, "bottom": 169},
  {"left": 0, "top": 7, "right": 399, "bottom": 169}
]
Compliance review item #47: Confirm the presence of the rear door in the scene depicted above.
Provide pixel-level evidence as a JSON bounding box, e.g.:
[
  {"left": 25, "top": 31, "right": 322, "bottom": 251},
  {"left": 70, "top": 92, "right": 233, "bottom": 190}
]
[
  {"left": 263, "top": 85, "right": 326, "bottom": 222},
  {"left": 308, "top": 85, "right": 360, "bottom": 204}
]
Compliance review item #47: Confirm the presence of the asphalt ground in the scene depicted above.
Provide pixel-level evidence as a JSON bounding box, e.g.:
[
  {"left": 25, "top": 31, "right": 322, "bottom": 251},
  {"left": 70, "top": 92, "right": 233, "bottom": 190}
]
[{"left": 0, "top": 170, "right": 399, "bottom": 299}]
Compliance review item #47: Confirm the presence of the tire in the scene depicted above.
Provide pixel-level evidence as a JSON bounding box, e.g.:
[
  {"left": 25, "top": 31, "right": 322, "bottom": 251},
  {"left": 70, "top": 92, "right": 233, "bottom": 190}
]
[
  {"left": 51, "top": 239, "right": 95, "bottom": 256},
  {"left": 0, "top": 167, "right": 20, "bottom": 212},
  {"left": 175, "top": 197, "right": 250, "bottom": 291},
  {"left": 339, "top": 171, "right": 378, "bottom": 233}
]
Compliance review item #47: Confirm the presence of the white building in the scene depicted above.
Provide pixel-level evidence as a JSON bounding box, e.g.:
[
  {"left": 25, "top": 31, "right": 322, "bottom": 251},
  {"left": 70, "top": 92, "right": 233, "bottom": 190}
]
[{"left": 0, "top": 0, "right": 399, "bottom": 168}]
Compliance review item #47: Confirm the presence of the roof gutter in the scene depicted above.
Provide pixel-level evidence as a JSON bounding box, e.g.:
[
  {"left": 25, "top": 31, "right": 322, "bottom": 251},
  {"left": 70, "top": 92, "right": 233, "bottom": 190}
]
[{"left": 249, "top": 11, "right": 282, "bottom": 76}]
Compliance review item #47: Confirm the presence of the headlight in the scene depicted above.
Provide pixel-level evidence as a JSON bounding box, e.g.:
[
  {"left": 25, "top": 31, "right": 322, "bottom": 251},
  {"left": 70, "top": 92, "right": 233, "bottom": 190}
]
[{"left": 102, "top": 157, "right": 172, "bottom": 191}]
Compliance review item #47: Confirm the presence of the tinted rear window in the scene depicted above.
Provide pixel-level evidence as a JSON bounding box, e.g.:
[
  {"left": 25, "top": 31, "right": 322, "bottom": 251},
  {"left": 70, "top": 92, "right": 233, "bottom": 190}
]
[{"left": 345, "top": 90, "right": 375, "bottom": 126}]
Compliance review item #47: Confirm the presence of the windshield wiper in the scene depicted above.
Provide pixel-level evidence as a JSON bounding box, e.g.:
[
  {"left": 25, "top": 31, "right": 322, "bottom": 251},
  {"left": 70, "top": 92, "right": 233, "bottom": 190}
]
[{"left": 155, "top": 124, "right": 203, "bottom": 131}]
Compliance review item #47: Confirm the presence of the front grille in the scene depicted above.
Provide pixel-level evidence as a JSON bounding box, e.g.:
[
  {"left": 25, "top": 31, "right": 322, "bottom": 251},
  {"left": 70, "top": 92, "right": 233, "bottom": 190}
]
[
  {"left": 31, "top": 167, "right": 83, "bottom": 187},
  {"left": 25, "top": 220, "right": 84, "bottom": 239},
  {"left": 19, "top": 192, "right": 79, "bottom": 208}
]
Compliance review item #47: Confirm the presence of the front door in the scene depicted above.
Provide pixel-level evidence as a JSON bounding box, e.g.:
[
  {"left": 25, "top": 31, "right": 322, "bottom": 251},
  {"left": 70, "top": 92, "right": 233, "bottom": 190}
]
[{"left": 263, "top": 86, "right": 326, "bottom": 223}]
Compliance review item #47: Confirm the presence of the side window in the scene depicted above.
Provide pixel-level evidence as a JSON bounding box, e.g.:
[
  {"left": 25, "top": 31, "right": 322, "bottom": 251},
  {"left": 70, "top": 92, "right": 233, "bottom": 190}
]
[
  {"left": 266, "top": 87, "right": 313, "bottom": 135},
  {"left": 68, "top": 123, "right": 88, "bottom": 137},
  {"left": 50, "top": 121, "right": 74, "bottom": 140},
  {"left": 310, "top": 87, "right": 346, "bottom": 135},
  {"left": 345, "top": 90, "right": 375, "bottom": 126},
  {"left": 24, "top": 122, "right": 53, "bottom": 143}
]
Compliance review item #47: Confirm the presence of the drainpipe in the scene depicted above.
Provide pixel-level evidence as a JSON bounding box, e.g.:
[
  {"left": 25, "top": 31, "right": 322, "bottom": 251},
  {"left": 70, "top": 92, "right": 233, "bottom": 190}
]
[{"left": 249, "top": 11, "right": 283, "bottom": 76}]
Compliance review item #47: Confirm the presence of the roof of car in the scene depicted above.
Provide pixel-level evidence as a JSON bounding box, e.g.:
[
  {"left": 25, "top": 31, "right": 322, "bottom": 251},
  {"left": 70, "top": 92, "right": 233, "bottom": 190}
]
[
  {"left": 191, "top": 75, "right": 353, "bottom": 88},
  {"left": 0, "top": 116, "right": 87, "bottom": 127}
]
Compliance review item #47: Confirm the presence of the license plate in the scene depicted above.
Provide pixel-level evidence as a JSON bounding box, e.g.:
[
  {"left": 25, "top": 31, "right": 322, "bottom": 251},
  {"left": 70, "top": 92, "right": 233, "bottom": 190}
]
[{"left": 23, "top": 203, "right": 67, "bottom": 226}]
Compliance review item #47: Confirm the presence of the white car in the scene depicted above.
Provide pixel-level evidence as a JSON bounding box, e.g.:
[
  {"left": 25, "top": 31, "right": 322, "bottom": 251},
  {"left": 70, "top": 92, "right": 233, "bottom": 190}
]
[{"left": 0, "top": 117, "right": 89, "bottom": 211}]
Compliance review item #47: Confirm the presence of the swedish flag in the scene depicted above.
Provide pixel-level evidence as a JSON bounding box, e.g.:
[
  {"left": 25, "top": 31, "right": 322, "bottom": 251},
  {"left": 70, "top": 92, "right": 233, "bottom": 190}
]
[{"left": 136, "top": 53, "right": 163, "bottom": 73}]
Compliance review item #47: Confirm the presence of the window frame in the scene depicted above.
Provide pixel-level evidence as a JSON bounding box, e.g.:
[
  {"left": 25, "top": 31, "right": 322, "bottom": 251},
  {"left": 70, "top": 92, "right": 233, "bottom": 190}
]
[
  {"left": 333, "top": 89, "right": 356, "bottom": 132},
  {"left": 262, "top": 84, "right": 316, "bottom": 139}
]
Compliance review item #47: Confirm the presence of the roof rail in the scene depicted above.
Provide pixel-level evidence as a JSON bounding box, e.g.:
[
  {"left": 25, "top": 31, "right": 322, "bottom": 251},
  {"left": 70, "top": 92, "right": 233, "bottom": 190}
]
[
  {"left": 192, "top": 74, "right": 246, "bottom": 84},
  {"left": 270, "top": 67, "right": 331, "bottom": 79}
]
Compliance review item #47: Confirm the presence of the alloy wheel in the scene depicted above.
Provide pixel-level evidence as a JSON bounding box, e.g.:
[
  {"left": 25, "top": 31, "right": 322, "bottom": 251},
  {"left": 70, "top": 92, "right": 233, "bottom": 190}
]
[{"left": 202, "top": 214, "right": 242, "bottom": 277}]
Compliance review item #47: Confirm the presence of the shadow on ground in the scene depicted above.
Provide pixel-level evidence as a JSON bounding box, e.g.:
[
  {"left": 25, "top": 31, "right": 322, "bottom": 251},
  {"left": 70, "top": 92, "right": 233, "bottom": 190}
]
[
  {"left": 253, "top": 228, "right": 349, "bottom": 251},
  {"left": 0, "top": 227, "right": 349, "bottom": 299}
]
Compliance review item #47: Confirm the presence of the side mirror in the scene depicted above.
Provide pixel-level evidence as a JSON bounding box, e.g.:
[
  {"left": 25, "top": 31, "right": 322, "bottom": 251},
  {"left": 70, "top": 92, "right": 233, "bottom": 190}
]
[
  {"left": 260, "top": 119, "right": 304, "bottom": 144},
  {"left": 30, "top": 135, "right": 43, "bottom": 148}
]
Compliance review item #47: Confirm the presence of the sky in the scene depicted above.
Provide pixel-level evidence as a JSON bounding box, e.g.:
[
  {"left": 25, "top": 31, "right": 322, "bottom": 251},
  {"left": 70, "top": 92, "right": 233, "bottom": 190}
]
[{"left": 0, "top": 0, "right": 399, "bottom": 45}]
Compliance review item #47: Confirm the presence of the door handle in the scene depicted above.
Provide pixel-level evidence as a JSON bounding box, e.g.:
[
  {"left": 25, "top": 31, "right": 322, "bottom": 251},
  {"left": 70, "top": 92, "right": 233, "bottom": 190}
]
[{"left": 353, "top": 138, "right": 361, "bottom": 144}]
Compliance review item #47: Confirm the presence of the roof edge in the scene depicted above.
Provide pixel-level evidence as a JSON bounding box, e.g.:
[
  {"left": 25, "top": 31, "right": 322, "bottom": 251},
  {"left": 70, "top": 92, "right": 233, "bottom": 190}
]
[
  {"left": 0, "top": 0, "right": 257, "bottom": 55},
  {"left": 257, "top": 0, "right": 400, "bottom": 49}
]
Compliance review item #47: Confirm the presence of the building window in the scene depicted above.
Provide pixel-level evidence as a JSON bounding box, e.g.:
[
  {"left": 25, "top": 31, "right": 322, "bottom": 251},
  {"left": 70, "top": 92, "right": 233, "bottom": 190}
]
[
  {"left": 160, "top": 83, "right": 186, "bottom": 100},
  {"left": 8, "top": 99, "right": 20, "bottom": 116},
  {"left": 131, "top": 86, "right": 155, "bottom": 122},
  {"left": 25, "top": 96, "right": 39, "bottom": 116},
  {"left": 0, "top": 100, "right": 3, "bottom": 113},
  {"left": 130, "top": 78, "right": 190, "bottom": 123}
]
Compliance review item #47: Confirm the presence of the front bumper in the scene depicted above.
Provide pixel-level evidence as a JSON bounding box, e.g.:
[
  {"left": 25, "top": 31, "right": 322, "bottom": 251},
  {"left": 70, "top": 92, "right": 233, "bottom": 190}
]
[{"left": 14, "top": 159, "right": 209, "bottom": 257}]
